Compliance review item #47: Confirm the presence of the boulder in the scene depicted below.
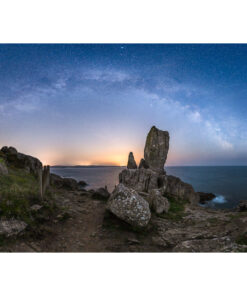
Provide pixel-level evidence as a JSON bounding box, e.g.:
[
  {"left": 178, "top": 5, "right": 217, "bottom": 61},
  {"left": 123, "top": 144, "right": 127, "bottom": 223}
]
[
  {"left": 236, "top": 200, "right": 247, "bottom": 212},
  {"left": 138, "top": 158, "right": 149, "bottom": 169},
  {"left": 92, "top": 187, "right": 110, "bottom": 200},
  {"left": 144, "top": 126, "right": 169, "bottom": 173},
  {"left": 1, "top": 146, "right": 42, "bottom": 177},
  {"left": 0, "top": 219, "right": 27, "bottom": 237},
  {"left": 78, "top": 180, "right": 88, "bottom": 188},
  {"left": 119, "top": 168, "right": 166, "bottom": 193},
  {"left": 127, "top": 152, "right": 137, "bottom": 169},
  {"left": 107, "top": 183, "right": 151, "bottom": 228},
  {"left": 165, "top": 175, "right": 199, "bottom": 204},
  {"left": 149, "top": 189, "right": 170, "bottom": 214},
  {"left": 198, "top": 192, "right": 216, "bottom": 204}
]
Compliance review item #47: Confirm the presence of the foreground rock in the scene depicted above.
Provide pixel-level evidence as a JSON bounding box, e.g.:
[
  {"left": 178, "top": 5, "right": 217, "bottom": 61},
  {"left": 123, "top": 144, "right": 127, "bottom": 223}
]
[
  {"left": 127, "top": 152, "right": 137, "bottom": 169},
  {"left": 144, "top": 126, "right": 169, "bottom": 173},
  {"left": 149, "top": 189, "right": 170, "bottom": 214},
  {"left": 107, "top": 184, "right": 151, "bottom": 228},
  {"left": 0, "top": 219, "right": 27, "bottom": 237}
]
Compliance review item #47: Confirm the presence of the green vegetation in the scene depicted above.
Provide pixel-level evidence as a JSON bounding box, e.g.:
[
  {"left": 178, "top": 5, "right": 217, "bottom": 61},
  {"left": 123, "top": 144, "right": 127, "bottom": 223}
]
[
  {"left": 0, "top": 167, "right": 40, "bottom": 223},
  {"left": 157, "top": 194, "right": 187, "bottom": 221},
  {"left": 236, "top": 233, "right": 247, "bottom": 245},
  {"left": 0, "top": 157, "right": 5, "bottom": 164}
]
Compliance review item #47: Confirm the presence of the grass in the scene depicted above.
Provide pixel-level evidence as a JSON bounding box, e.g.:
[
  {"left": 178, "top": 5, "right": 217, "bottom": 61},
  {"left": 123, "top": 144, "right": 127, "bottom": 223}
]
[
  {"left": 236, "top": 233, "right": 247, "bottom": 245},
  {"left": 0, "top": 167, "right": 41, "bottom": 224},
  {"left": 157, "top": 194, "right": 187, "bottom": 221}
]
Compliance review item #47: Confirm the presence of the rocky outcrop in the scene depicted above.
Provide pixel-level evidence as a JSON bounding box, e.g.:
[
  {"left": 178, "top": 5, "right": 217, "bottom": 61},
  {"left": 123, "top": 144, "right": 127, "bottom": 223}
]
[
  {"left": 138, "top": 158, "right": 149, "bottom": 169},
  {"left": 119, "top": 168, "right": 167, "bottom": 193},
  {"left": 165, "top": 175, "right": 199, "bottom": 204},
  {"left": 0, "top": 146, "right": 42, "bottom": 177},
  {"left": 119, "top": 126, "right": 199, "bottom": 207},
  {"left": 50, "top": 173, "right": 78, "bottom": 190},
  {"left": 149, "top": 189, "right": 170, "bottom": 214},
  {"left": 127, "top": 152, "right": 137, "bottom": 169},
  {"left": 107, "top": 184, "right": 151, "bottom": 228},
  {"left": 236, "top": 200, "right": 247, "bottom": 212},
  {"left": 198, "top": 192, "right": 216, "bottom": 204},
  {"left": 144, "top": 126, "right": 169, "bottom": 173}
]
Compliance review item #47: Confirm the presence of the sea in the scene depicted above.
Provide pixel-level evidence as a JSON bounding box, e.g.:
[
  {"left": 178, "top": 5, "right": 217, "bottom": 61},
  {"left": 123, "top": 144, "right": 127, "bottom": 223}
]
[{"left": 50, "top": 166, "right": 247, "bottom": 209}]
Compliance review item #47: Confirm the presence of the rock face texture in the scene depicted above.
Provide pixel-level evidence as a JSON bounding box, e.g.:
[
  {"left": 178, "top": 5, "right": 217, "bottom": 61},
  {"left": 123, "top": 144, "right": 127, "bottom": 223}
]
[
  {"left": 107, "top": 184, "right": 151, "bottom": 228},
  {"left": 127, "top": 152, "right": 137, "bottom": 169},
  {"left": 149, "top": 189, "right": 170, "bottom": 214},
  {"left": 119, "top": 168, "right": 164, "bottom": 193},
  {"left": 118, "top": 126, "right": 199, "bottom": 207},
  {"left": 1, "top": 146, "right": 42, "bottom": 177},
  {"left": 165, "top": 175, "right": 199, "bottom": 204},
  {"left": 144, "top": 126, "right": 169, "bottom": 173}
]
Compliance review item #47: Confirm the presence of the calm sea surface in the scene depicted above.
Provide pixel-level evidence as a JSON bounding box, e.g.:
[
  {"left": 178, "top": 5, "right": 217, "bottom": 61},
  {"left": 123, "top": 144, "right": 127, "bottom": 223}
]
[{"left": 51, "top": 166, "right": 247, "bottom": 209}]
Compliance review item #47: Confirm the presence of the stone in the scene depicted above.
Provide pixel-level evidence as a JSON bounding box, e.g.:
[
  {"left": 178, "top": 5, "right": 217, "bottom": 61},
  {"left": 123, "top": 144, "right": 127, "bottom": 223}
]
[
  {"left": 107, "top": 183, "right": 151, "bottom": 228},
  {"left": 165, "top": 175, "right": 199, "bottom": 204},
  {"left": 144, "top": 126, "right": 169, "bottom": 173},
  {"left": 119, "top": 168, "right": 165, "bottom": 193},
  {"left": 198, "top": 192, "right": 216, "bottom": 204},
  {"left": 30, "top": 204, "right": 43, "bottom": 212},
  {"left": 236, "top": 200, "right": 247, "bottom": 212},
  {"left": 0, "top": 219, "right": 27, "bottom": 237},
  {"left": 50, "top": 173, "right": 78, "bottom": 190},
  {"left": 138, "top": 158, "right": 149, "bottom": 169},
  {"left": 0, "top": 162, "right": 8, "bottom": 175},
  {"left": 127, "top": 152, "right": 137, "bottom": 169},
  {"left": 78, "top": 180, "right": 88, "bottom": 188},
  {"left": 149, "top": 189, "right": 170, "bottom": 214},
  {"left": 1, "top": 146, "right": 42, "bottom": 177},
  {"left": 92, "top": 187, "right": 110, "bottom": 200}
]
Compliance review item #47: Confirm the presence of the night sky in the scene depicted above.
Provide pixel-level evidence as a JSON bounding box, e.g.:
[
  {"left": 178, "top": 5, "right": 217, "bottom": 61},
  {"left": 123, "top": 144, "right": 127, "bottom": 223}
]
[{"left": 0, "top": 44, "right": 247, "bottom": 166}]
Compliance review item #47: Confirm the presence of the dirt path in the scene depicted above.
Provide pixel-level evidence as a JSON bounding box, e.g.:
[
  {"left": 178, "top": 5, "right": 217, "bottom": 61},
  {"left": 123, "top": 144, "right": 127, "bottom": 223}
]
[{"left": 1, "top": 190, "right": 247, "bottom": 252}]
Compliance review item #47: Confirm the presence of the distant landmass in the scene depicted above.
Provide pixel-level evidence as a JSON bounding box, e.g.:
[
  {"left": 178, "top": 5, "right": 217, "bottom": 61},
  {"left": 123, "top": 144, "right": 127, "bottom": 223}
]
[{"left": 51, "top": 165, "right": 126, "bottom": 168}]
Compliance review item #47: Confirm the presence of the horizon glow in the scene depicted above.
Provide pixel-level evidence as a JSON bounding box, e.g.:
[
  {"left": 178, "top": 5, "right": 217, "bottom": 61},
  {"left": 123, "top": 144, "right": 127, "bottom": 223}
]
[{"left": 0, "top": 44, "right": 247, "bottom": 166}]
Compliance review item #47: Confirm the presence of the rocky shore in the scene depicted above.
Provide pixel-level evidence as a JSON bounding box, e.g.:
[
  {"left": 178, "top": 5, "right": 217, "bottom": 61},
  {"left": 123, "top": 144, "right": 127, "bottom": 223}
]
[{"left": 0, "top": 126, "right": 247, "bottom": 252}]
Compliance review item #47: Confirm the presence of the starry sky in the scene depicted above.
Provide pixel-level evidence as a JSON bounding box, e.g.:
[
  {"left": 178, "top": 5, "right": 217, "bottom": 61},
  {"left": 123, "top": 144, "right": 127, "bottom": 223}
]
[{"left": 0, "top": 44, "right": 247, "bottom": 166}]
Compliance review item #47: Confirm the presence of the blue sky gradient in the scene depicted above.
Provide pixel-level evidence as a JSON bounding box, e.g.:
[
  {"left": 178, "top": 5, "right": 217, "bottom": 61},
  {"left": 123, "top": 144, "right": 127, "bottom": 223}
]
[{"left": 0, "top": 44, "right": 246, "bottom": 165}]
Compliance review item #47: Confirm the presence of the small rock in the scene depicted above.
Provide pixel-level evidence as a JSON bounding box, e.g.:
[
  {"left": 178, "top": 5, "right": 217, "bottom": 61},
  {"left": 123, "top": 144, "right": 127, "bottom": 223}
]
[
  {"left": 0, "top": 219, "right": 27, "bottom": 237},
  {"left": 127, "top": 152, "right": 137, "bottom": 169},
  {"left": 30, "top": 204, "right": 43, "bottom": 212},
  {"left": 92, "top": 187, "right": 110, "bottom": 200}
]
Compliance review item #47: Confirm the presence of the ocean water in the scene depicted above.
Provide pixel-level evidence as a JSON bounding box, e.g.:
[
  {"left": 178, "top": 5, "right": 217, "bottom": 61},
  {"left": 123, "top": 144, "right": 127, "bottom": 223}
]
[{"left": 51, "top": 166, "right": 247, "bottom": 209}]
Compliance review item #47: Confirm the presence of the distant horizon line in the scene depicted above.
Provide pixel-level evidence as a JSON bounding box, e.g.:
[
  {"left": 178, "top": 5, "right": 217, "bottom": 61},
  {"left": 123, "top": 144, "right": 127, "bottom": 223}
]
[{"left": 51, "top": 164, "right": 247, "bottom": 168}]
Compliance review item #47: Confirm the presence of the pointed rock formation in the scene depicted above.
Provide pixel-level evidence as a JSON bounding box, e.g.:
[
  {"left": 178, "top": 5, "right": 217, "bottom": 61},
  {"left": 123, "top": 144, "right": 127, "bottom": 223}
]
[
  {"left": 144, "top": 126, "right": 169, "bottom": 173},
  {"left": 127, "top": 152, "right": 137, "bottom": 169},
  {"left": 138, "top": 158, "right": 149, "bottom": 169}
]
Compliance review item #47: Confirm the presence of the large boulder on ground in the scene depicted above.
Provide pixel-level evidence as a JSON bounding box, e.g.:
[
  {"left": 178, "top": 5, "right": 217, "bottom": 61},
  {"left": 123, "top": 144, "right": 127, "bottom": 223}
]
[
  {"left": 127, "top": 152, "right": 137, "bottom": 169},
  {"left": 92, "top": 187, "right": 110, "bottom": 200},
  {"left": 144, "top": 126, "right": 169, "bottom": 173},
  {"left": 1, "top": 146, "right": 42, "bottom": 177},
  {"left": 0, "top": 219, "right": 27, "bottom": 237},
  {"left": 165, "top": 175, "right": 199, "bottom": 204},
  {"left": 119, "top": 168, "right": 167, "bottom": 193},
  {"left": 107, "top": 183, "right": 151, "bottom": 228}
]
